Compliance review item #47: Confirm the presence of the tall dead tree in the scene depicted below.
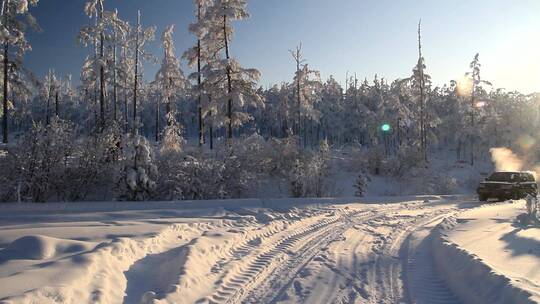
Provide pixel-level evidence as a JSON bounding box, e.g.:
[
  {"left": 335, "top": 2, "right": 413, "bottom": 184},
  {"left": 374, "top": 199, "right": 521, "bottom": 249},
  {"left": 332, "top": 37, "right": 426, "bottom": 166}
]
[
  {"left": 222, "top": 13, "right": 233, "bottom": 140},
  {"left": 2, "top": 3, "right": 7, "bottom": 144},
  {"left": 98, "top": 0, "right": 106, "bottom": 128},
  {"left": 290, "top": 43, "right": 305, "bottom": 137},
  {"left": 112, "top": 9, "right": 118, "bottom": 122},
  {"left": 417, "top": 20, "right": 427, "bottom": 162},
  {"left": 132, "top": 10, "right": 140, "bottom": 134},
  {"left": 197, "top": 2, "right": 204, "bottom": 146}
]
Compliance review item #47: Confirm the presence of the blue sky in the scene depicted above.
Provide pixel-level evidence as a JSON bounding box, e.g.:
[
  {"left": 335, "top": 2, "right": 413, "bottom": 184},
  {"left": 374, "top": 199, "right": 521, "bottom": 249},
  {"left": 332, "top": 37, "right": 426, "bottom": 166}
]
[{"left": 25, "top": 0, "right": 540, "bottom": 93}]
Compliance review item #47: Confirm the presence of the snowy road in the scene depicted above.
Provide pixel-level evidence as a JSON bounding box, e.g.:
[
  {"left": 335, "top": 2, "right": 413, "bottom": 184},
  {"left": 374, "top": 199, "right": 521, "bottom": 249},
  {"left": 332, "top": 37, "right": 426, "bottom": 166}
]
[{"left": 0, "top": 196, "right": 476, "bottom": 304}]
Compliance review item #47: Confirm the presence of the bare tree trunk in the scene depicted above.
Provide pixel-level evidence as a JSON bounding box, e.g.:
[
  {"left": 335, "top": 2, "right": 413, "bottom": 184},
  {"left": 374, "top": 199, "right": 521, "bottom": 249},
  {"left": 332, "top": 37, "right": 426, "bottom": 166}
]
[
  {"left": 2, "top": 42, "right": 8, "bottom": 143},
  {"left": 98, "top": 0, "right": 105, "bottom": 128},
  {"left": 133, "top": 11, "right": 141, "bottom": 134},
  {"left": 470, "top": 95, "right": 475, "bottom": 166},
  {"left": 46, "top": 77, "right": 52, "bottom": 125},
  {"left": 112, "top": 21, "right": 118, "bottom": 122},
  {"left": 2, "top": 0, "right": 8, "bottom": 143},
  {"left": 418, "top": 20, "right": 427, "bottom": 162},
  {"left": 55, "top": 91, "right": 59, "bottom": 117},
  {"left": 155, "top": 96, "right": 160, "bottom": 141},
  {"left": 209, "top": 110, "right": 214, "bottom": 150},
  {"left": 124, "top": 87, "right": 128, "bottom": 133},
  {"left": 166, "top": 78, "right": 172, "bottom": 127},
  {"left": 197, "top": 3, "right": 204, "bottom": 146},
  {"left": 223, "top": 15, "right": 233, "bottom": 140}
]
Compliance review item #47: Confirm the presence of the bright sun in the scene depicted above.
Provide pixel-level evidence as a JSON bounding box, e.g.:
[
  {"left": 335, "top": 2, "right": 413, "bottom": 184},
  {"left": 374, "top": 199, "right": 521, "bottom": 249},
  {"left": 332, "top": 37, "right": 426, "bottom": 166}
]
[{"left": 456, "top": 75, "right": 473, "bottom": 97}]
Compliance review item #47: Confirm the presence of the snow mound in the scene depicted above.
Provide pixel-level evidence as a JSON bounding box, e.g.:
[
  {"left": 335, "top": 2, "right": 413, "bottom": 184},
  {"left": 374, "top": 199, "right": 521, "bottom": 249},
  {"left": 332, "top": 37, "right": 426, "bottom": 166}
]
[
  {"left": 432, "top": 217, "right": 536, "bottom": 304},
  {"left": 0, "top": 235, "right": 90, "bottom": 261}
]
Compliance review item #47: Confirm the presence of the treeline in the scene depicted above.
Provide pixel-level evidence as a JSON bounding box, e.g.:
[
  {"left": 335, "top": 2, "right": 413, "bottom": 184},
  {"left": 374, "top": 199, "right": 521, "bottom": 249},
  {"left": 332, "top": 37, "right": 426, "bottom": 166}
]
[{"left": 0, "top": 0, "right": 538, "bottom": 202}]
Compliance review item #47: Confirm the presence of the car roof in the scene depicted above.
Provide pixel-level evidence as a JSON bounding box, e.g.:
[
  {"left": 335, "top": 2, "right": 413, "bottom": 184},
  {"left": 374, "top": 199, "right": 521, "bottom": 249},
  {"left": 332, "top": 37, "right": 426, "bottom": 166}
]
[{"left": 493, "top": 171, "right": 533, "bottom": 175}]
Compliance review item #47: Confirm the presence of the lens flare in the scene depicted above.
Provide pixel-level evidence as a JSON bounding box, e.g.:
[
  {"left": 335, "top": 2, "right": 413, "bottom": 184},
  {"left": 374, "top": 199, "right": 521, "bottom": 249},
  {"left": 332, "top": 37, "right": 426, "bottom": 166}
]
[
  {"left": 381, "top": 123, "right": 391, "bottom": 132},
  {"left": 456, "top": 76, "right": 473, "bottom": 97},
  {"left": 475, "top": 101, "right": 486, "bottom": 108}
]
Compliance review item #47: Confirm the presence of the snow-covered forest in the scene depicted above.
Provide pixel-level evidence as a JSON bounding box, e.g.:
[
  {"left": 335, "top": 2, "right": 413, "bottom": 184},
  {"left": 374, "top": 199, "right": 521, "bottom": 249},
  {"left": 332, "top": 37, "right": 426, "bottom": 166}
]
[{"left": 0, "top": 0, "right": 538, "bottom": 202}]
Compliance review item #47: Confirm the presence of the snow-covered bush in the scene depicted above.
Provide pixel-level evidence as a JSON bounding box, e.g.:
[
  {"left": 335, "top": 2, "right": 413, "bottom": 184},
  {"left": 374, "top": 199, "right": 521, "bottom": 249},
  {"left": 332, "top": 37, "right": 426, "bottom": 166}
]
[
  {"left": 406, "top": 168, "right": 459, "bottom": 195},
  {"left": 381, "top": 145, "right": 424, "bottom": 177},
  {"left": 60, "top": 124, "right": 123, "bottom": 201},
  {"left": 289, "top": 140, "right": 333, "bottom": 198},
  {"left": 160, "top": 113, "right": 184, "bottom": 155},
  {"left": 265, "top": 136, "right": 301, "bottom": 177},
  {"left": 366, "top": 146, "right": 385, "bottom": 175},
  {"left": 343, "top": 145, "right": 368, "bottom": 173},
  {"left": 432, "top": 174, "right": 459, "bottom": 194},
  {"left": 117, "top": 134, "right": 158, "bottom": 201},
  {"left": 289, "top": 159, "right": 304, "bottom": 198},
  {"left": 354, "top": 172, "right": 370, "bottom": 197},
  {"left": 0, "top": 149, "right": 18, "bottom": 202},
  {"left": 8, "top": 118, "right": 75, "bottom": 202},
  {"left": 157, "top": 153, "right": 223, "bottom": 200}
]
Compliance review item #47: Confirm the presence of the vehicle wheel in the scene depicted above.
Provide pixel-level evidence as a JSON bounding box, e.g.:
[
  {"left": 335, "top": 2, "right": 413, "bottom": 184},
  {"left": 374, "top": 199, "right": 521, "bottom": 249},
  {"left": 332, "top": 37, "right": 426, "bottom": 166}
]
[{"left": 479, "top": 194, "right": 488, "bottom": 202}]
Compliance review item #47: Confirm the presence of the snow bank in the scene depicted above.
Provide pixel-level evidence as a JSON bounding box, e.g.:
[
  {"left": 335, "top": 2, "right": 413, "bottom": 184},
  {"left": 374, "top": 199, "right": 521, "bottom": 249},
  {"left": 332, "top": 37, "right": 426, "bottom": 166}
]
[
  {"left": 1, "top": 222, "right": 228, "bottom": 303},
  {"left": 432, "top": 215, "right": 537, "bottom": 304},
  {"left": 0, "top": 235, "right": 91, "bottom": 261}
]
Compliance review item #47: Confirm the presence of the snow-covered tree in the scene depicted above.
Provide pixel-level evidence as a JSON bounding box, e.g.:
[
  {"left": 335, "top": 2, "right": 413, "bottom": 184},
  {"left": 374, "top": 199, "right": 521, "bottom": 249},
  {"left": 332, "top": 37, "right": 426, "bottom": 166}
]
[
  {"left": 118, "top": 134, "right": 157, "bottom": 201},
  {"left": 413, "top": 20, "right": 429, "bottom": 161},
  {"left": 184, "top": 0, "right": 212, "bottom": 146},
  {"left": 198, "top": 0, "right": 263, "bottom": 141},
  {"left": 11, "top": 118, "right": 75, "bottom": 202},
  {"left": 79, "top": 2, "right": 130, "bottom": 128},
  {"left": 39, "top": 69, "right": 60, "bottom": 125},
  {"left": 79, "top": 0, "right": 107, "bottom": 127},
  {"left": 130, "top": 10, "right": 155, "bottom": 134},
  {"left": 108, "top": 9, "right": 129, "bottom": 122},
  {"left": 464, "top": 53, "right": 491, "bottom": 166},
  {"left": 289, "top": 44, "right": 322, "bottom": 146},
  {"left": 0, "top": 0, "right": 40, "bottom": 143},
  {"left": 153, "top": 25, "right": 185, "bottom": 141}
]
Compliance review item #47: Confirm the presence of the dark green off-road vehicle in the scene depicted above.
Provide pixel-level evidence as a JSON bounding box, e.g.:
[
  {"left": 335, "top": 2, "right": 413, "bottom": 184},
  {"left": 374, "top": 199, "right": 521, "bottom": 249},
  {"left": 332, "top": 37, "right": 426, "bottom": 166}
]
[{"left": 477, "top": 171, "right": 537, "bottom": 201}]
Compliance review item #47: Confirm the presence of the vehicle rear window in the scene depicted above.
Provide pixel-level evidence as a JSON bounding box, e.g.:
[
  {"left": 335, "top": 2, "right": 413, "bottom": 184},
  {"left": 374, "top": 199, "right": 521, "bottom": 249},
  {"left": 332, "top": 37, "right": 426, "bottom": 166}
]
[{"left": 487, "top": 172, "right": 515, "bottom": 182}]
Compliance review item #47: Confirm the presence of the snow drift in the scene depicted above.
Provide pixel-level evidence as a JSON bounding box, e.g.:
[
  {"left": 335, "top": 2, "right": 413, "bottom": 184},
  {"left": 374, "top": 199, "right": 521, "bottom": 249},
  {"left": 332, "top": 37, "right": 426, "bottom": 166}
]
[{"left": 432, "top": 216, "right": 536, "bottom": 304}]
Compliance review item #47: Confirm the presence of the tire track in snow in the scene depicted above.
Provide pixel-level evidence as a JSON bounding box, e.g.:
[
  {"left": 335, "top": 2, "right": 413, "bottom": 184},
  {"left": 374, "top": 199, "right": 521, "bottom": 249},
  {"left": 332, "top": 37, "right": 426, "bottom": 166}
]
[
  {"left": 366, "top": 208, "right": 460, "bottom": 304},
  {"left": 404, "top": 232, "right": 461, "bottom": 304},
  {"left": 263, "top": 202, "right": 463, "bottom": 304},
  {"left": 241, "top": 206, "right": 406, "bottom": 304},
  {"left": 203, "top": 211, "right": 353, "bottom": 304}
]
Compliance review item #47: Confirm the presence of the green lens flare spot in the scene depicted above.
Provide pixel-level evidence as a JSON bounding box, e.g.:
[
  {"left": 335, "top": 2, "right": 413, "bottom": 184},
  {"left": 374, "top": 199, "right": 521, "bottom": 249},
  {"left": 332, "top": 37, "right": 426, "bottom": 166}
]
[{"left": 381, "top": 123, "right": 391, "bottom": 132}]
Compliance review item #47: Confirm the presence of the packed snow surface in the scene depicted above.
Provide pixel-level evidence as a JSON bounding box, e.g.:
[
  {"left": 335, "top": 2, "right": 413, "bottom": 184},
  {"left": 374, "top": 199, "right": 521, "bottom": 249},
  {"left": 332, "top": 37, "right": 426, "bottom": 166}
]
[
  {"left": 0, "top": 195, "right": 528, "bottom": 304},
  {"left": 434, "top": 200, "right": 540, "bottom": 304}
]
